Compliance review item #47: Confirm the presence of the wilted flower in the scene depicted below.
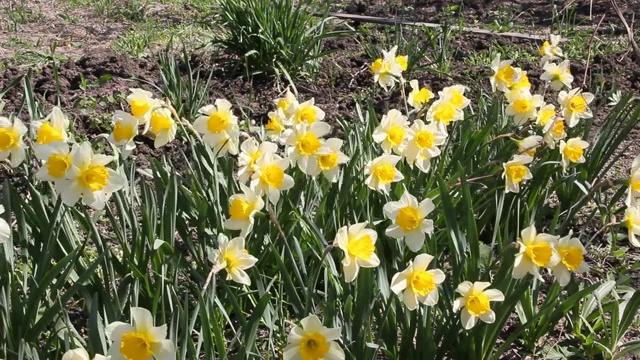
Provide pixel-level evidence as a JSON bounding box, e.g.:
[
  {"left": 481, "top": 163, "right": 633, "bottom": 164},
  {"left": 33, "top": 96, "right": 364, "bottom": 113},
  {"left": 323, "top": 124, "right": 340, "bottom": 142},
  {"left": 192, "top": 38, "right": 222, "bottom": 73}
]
[
  {"left": 0, "top": 116, "right": 27, "bottom": 168},
  {"left": 383, "top": 191, "right": 434, "bottom": 252},
  {"left": 224, "top": 184, "right": 265, "bottom": 237},
  {"left": 283, "top": 315, "right": 345, "bottom": 360},
  {"left": 453, "top": 281, "right": 504, "bottom": 330},
  {"left": 559, "top": 138, "right": 588, "bottom": 171},
  {"left": 208, "top": 234, "right": 258, "bottom": 285},
  {"left": 335, "top": 222, "right": 380, "bottom": 283},
  {"left": 502, "top": 154, "right": 533, "bottom": 194},
  {"left": 558, "top": 88, "right": 594, "bottom": 128},
  {"left": 372, "top": 109, "right": 409, "bottom": 154},
  {"left": 513, "top": 225, "right": 560, "bottom": 280},
  {"left": 364, "top": 154, "right": 404, "bottom": 195},
  {"left": 106, "top": 307, "right": 175, "bottom": 360},
  {"left": 390, "top": 253, "right": 445, "bottom": 310},
  {"left": 550, "top": 230, "right": 588, "bottom": 286}
]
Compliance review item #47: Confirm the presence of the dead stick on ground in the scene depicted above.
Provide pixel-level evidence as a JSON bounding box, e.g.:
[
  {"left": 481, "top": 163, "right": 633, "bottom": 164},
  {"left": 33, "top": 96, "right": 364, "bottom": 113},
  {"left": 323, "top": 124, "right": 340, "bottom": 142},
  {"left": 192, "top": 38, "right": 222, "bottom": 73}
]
[
  {"left": 611, "top": 0, "right": 640, "bottom": 63},
  {"left": 583, "top": 14, "right": 607, "bottom": 88}
]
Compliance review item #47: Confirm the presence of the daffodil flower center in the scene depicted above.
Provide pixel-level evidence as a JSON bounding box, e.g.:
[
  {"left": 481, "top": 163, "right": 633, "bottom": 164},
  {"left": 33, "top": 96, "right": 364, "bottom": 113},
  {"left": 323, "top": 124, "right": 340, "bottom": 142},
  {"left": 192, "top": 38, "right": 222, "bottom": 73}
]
[
  {"left": 223, "top": 251, "right": 240, "bottom": 271},
  {"left": 0, "top": 128, "right": 18, "bottom": 151},
  {"left": 229, "top": 198, "right": 253, "bottom": 220},
  {"left": 37, "top": 122, "right": 64, "bottom": 145},
  {"left": 631, "top": 179, "right": 640, "bottom": 192},
  {"left": 524, "top": 240, "right": 553, "bottom": 267},
  {"left": 386, "top": 125, "right": 405, "bottom": 147},
  {"left": 396, "top": 206, "right": 421, "bottom": 231},
  {"left": 46, "top": 154, "right": 71, "bottom": 179},
  {"left": 408, "top": 269, "right": 436, "bottom": 296},
  {"left": 371, "top": 58, "right": 384, "bottom": 73},
  {"left": 260, "top": 164, "right": 284, "bottom": 188},
  {"left": 496, "top": 65, "right": 516, "bottom": 87},
  {"left": 396, "top": 55, "right": 408, "bottom": 71},
  {"left": 79, "top": 165, "right": 109, "bottom": 192},
  {"left": 296, "top": 106, "right": 317, "bottom": 125},
  {"left": 371, "top": 163, "right": 396, "bottom": 184},
  {"left": 558, "top": 245, "right": 584, "bottom": 271},
  {"left": 433, "top": 102, "right": 456, "bottom": 124},
  {"left": 347, "top": 234, "right": 375, "bottom": 260},
  {"left": 266, "top": 115, "right": 283, "bottom": 133},
  {"left": 563, "top": 144, "right": 583, "bottom": 163},
  {"left": 297, "top": 133, "right": 321, "bottom": 155},
  {"left": 506, "top": 164, "right": 528, "bottom": 184},
  {"left": 276, "top": 99, "right": 290, "bottom": 112},
  {"left": 539, "top": 41, "right": 550, "bottom": 55},
  {"left": 415, "top": 130, "right": 434, "bottom": 149},
  {"left": 120, "top": 330, "right": 153, "bottom": 360},
  {"left": 538, "top": 109, "right": 555, "bottom": 126},
  {"left": 150, "top": 111, "right": 172, "bottom": 134},
  {"left": 568, "top": 96, "right": 587, "bottom": 113},
  {"left": 465, "top": 290, "right": 491, "bottom": 316},
  {"left": 513, "top": 98, "right": 533, "bottom": 114},
  {"left": 413, "top": 88, "right": 433, "bottom": 106},
  {"left": 248, "top": 151, "right": 262, "bottom": 171},
  {"left": 207, "top": 112, "right": 230, "bottom": 133},
  {"left": 130, "top": 99, "right": 150, "bottom": 118},
  {"left": 511, "top": 75, "right": 531, "bottom": 90},
  {"left": 113, "top": 121, "right": 136, "bottom": 142},
  {"left": 299, "top": 332, "right": 329, "bottom": 360},
  {"left": 551, "top": 120, "right": 565, "bottom": 136},
  {"left": 319, "top": 152, "right": 338, "bottom": 170}
]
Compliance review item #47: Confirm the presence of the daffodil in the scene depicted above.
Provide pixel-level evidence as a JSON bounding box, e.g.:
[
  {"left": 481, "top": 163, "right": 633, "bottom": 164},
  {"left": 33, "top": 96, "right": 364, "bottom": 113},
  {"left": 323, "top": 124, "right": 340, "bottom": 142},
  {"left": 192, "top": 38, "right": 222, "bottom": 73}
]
[
  {"left": 208, "top": 234, "right": 258, "bottom": 285},
  {"left": 237, "top": 138, "right": 278, "bottom": 184},
  {"left": 623, "top": 206, "right": 640, "bottom": 248},
  {"left": 550, "top": 230, "right": 588, "bottom": 286},
  {"left": 372, "top": 109, "right": 409, "bottom": 154},
  {"left": 283, "top": 314, "right": 345, "bottom": 360},
  {"left": 558, "top": 88, "right": 594, "bottom": 128},
  {"left": 274, "top": 88, "right": 298, "bottom": 118},
  {"left": 33, "top": 106, "right": 70, "bottom": 145},
  {"left": 425, "top": 98, "right": 464, "bottom": 130},
  {"left": 285, "top": 122, "right": 331, "bottom": 176},
  {"left": 490, "top": 55, "right": 522, "bottom": 92},
  {"left": 390, "top": 254, "right": 445, "bottom": 310},
  {"left": 404, "top": 120, "right": 447, "bottom": 173},
  {"left": 383, "top": 191, "right": 434, "bottom": 252},
  {"left": 250, "top": 152, "right": 295, "bottom": 204},
  {"left": 127, "top": 88, "right": 156, "bottom": 128},
  {"left": 318, "top": 138, "right": 350, "bottom": 183},
  {"left": 516, "top": 135, "right": 542, "bottom": 157},
  {"left": 505, "top": 90, "right": 544, "bottom": 126},
  {"left": 62, "top": 348, "right": 109, "bottom": 360},
  {"left": 34, "top": 142, "right": 74, "bottom": 183},
  {"left": 539, "top": 34, "right": 563, "bottom": 65},
  {"left": 626, "top": 155, "right": 640, "bottom": 206},
  {"left": 542, "top": 117, "right": 567, "bottom": 149},
  {"left": 541, "top": 60, "right": 573, "bottom": 91},
  {"left": 108, "top": 111, "right": 138, "bottom": 159},
  {"left": 57, "top": 142, "right": 126, "bottom": 210},
  {"left": 291, "top": 98, "right": 325, "bottom": 125},
  {"left": 335, "top": 222, "right": 380, "bottom": 283},
  {"left": 559, "top": 138, "right": 588, "bottom": 171},
  {"left": 513, "top": 225, "right": 560, "bottom": 280},
  {"left": 370, "top": 46, "right": 406, "bottom": 90},
  {"left": 536, "top": 104, "right": 556, "bottom": 128},
  {"left": 407, "top": 80, "right": 434, "bottom": 109},
  {"left": 105, "top": 307, "right": 175, "bottom": 360},
  {"left": 0, "top": 116, "right": 27, "bottom": 168},
  {"left": 510, "top": 71, "right": 531, "bottom": 91},
  {"left": 438, "top": 85, "right": 471, "bottom": 110},
  {"left": 194, "top": 99, "right": 240, "bottom": 155},
  {"left": 0, "top": 205, "right": 10, "bottom": 245},
  {"left": 147, "top": 106, "right": 177, "bottom": 148},
  {"left": 265, "top": 108, "right": 289, "bottom": 143},
  {"left": 502, "top": 155, "right": 533, "bottom": 194},
  {"left": 224, "top": 184, "right": 265, "bottom": 237},
  {"left": 364, "top": 154, "right": 404, "bottom": 195},
  {"left": 453, "top": 281, "right": 505, "bottom": 330}
]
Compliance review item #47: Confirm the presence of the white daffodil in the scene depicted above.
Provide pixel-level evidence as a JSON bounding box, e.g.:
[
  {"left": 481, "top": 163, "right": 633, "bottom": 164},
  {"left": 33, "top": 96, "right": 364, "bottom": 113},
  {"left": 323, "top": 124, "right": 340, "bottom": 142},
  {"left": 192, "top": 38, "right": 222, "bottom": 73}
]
[
  {"left": 624, "top": 206, "right": 640, "bottom": 248},
  {"left": 107, "top": 111, "right": 138, "bottom": 159},
  {"left": 33, "top": 106, "right": 70, "bottom": 145},
  {"left": 407, "top": 80, "right": 434, "bottom": 109},
  {"left": 439, "top": 84, "right": 471, "bottom": 110},
  {"left": 542, "top": 117, "right": 567, "bottom": 149},
  {"left": 453, "top": 281, "right": 505, "bottom": 330},
  {"left": 516, "top": 135, "right": 543, "bottom": 157},
  {"left": 283, "top": 315, "right": 345, "bottom": 360},
  {"left": 250, "top": 152, "right": 295, "bottom": 204},
  {"left": 390, "top": 254, "right": 445, "bottom": 310},
  {"left": 34, "top": 142, "right": 74, "bottom": 183},
  {"left": 536, "top": 103, "right": 556, "bottom": 128},
  {"left": 425, "top": 97, "right": 464, "bottom": 131},
  {"left": 208, "top": 234, "right": 258, "bottom": 285},
  {"left": 364, "top": 154, "right": 404, "bottom": 195},
  {"left": 62, "top": 348, "right": 109, "bottom": 360},
  {"left": 502, "top": 154, "right": 533, "bottom": 194},
  {"left": 626, "top": 155, "right": 640, "bottom": 206},
  {"left": 224, "top": 184, "right": 265, "bottom": 237},
  {"left": 194, "top": 99, "right": 240, "bottom": 155},
  {"left": 383, "top": 191, "right": 434, "bottom": 252},
  {"left": 505, "top": 89, "right": 544, "bottom": 126},
  {"left": 550, "top": 230, "right": 588, "bottom": 286},
  {"left": 0, "top": 116, "right": 27, "bottom": 168},
  {"left": 290, "top": 98, "right": 325, "bottom": 126},
  {"left": 265, "top": 108, "right": 289, "bottom": 143},
  {"left": 285, "top": 122, "right": 331, "bottom": 176},
  {"left": 274, "top": 88, "right": 299, "bottom": 118},
  {"left": 0, "top": 205, "right": 10, "bottom": 245},
  {"left": 558, "top": 88, "right": 594, "bottom": 128},
  {"left": 539, "top": 34, "right": 563, "bottom": 65},
  {"left": 371, "top": 46, "right": 406, "bottom": 90},
  {"left": 147, "top": 106, "right": 176, "bottom": 148},
  {"left": 404, "top": 120, "right": 447, "bottom": 173},
  {"left": 127, "top": 88, "right": 156, "bottom": 127},
  {"left": 559, "top": 138, "right": 588, "bottom": 171},
  {"left": 105, "top": 307, "right": 175, "bottom": 360},
  {"left": 335, "top": 222, "right": 380, "bottom": 283},
  {"left": 57, "top": 142, "right": 126, "bottom": 210},
  {"left": 513, "top": 225, "right": 560, "bottom": 281},
  {"left": 541, "top": 60, "right": 573, "bottom": 91},
  {"left": 317, "top": 138, "right": 350, "bottom": 183},
  {"left": 490, "top": 55, "right": 522, "bottom": 93},
  {"left": 237, "top": 138, "right": 278, "bottom": 184},
  {"left": 372, "top": 109, "right": 409, "bottom": 154}
]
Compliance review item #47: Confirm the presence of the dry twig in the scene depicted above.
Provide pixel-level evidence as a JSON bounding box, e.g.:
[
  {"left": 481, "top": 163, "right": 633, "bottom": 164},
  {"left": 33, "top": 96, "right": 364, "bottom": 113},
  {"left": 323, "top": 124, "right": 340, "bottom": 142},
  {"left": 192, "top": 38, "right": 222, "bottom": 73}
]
[
  {"left": 611, "top": 0, "right": 640, "bottom": 62},
  {"left": 583, "top": 14, "right": 607, "bottom": 88}
]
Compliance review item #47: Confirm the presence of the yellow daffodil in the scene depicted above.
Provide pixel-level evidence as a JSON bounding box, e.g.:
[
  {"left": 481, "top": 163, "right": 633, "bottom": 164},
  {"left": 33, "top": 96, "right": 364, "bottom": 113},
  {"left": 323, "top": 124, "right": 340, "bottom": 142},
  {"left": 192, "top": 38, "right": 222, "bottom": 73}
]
[
  {"left": 425, "top": 98, "right": 464, "bottom": 131},
  {"left": 34, "top": 142, "right": 74, "bottom": 183},
  {"left": 318, "top": 138, "right": 350, "bottom": 183},
  {"left": 147, "top": 106, "right": 176, "bottom": 148},
  {"left": 626, "top": 155, "right": 640, "bottom": 206},
  {"left": 550, "top": 230, "right": 588, "bottom": 286},
  {"left": 558, "top": 88, "right": 594, "bottom": 128},
  {"left": 404, "top": 120, "right": 447, "bottom": 173},
  {"left": 105, "top": 307, "right": 174, "bottom": 360},
  {"left": 624, "top": 206, "right": 640, "bottom": 247},
  {"left": 194, "top": 99, "right": 240, "bottom": 155},
  {"left": 274, "top": 88, "right": 299, "bottom": 118},
  {"left": 536, "top": 104, "right": 556, "bottom": 128},
  {"left": 265, "top": 108, "right": 290, "bottom": 143},
  {"left": 390, "top": 253, "right": 445, "bottom": 310},
  {"left": 62, "top": 348, "right": 109, "bottom": 360},
  {"left": 335, "top": 222, "right": 380, "bottom": 283},
  {"left": 541, "top": 60, "right": 573, "bottom": 91},
  {"left": 383, "top": 191, "right": 434, "bottom": 252},
  {"left": 372, "top": 109, "right": 409, "bottom": 154},
  {"left": 57, "top": 142, "right": 126, "bottom": 210},
  {"left": 438, "top": 85, "right": 471, "bottom": 110},
  {"left": 0, "top": 205, "right": 9, "bottom": 245},
  {"left": 237, "top": 138, "right": 278, "bottom": 184},
  {"left": 291, "top": 98, "right": 325, "bottom": 125},
  {"left": 490, "top": 55, "right": 522, "bottom": 92},
  {"left": 559, "top": 138, "right": 588, "bottom": 171},
  {"left": 505, "top": 89, "right": 544, "bottom": 126},
  {"left": 539, "top": 34, "right": 563, "bottom": 65},
  {"left": 127, "top": 88, "right": 157, "bottom": 128},
  {"left": 250, "top": 152, "right": 295, "bottom": 204},
  {"left": 513, "top": 225, "right": 560, "bottom": 280},
  {"left": 453, "top": 281, "right": 505, "bottom": 330},
  {"left": 285, "top": 122, "right": 331, "bottom": 177},
  {"left": 407, "top": 80, "right": 434, "bottom": 109},
  {"left": 0, "top": 116, "right": 27, "bottom": 168},
  {"left": 283, "top": 314, "right": 345, "bottom": 360},
  {"left": 502, "top": 154, "right": 533, "bottom": 194},
  {"left": 364, "top": 154, "right": 404, "bottom": 195},
  {"left": 33, "top": 106, "right": 70, "bottom": 145},
  {"left": 224, "top": 184, "right": 265, "bottom": 237},
  {"left": 208, "top": 234, "right": 258, "bottom": 285},
  {"left": 371, "top": 46, "right": 406, "bottom": 90},
  {"left": 516, "top": 135, "right": 542, "bottom": 157},
  {"left": 542, "top": 117, "right": 567, "bottom": 149},
  {"left": 107, "top": 111, "right": 138, "bottom": 159}
]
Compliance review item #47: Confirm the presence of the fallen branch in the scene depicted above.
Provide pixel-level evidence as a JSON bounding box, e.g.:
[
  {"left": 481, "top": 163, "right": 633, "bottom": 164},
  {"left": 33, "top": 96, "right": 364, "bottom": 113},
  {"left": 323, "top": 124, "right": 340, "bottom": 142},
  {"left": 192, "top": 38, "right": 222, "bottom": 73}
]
[{"left": 611, "top": 0, "right": 640, "bottom": 63}]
